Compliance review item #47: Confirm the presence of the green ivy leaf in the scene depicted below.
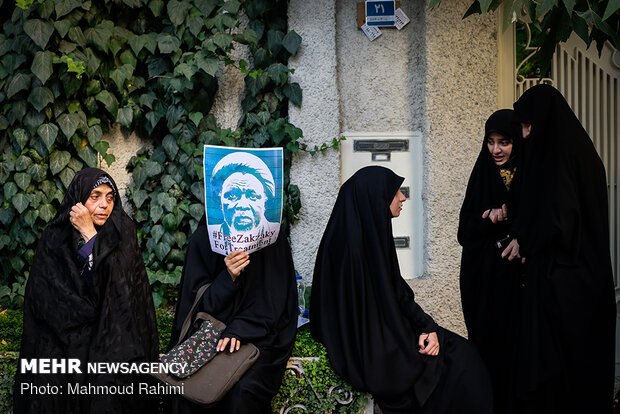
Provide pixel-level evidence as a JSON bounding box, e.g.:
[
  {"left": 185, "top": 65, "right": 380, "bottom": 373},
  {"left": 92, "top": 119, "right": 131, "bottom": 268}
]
[
  {"left": 162, "top": 135, "right": 179, "bottom": 159},
  {"left": 59, "top": 166, "right": 76, "bottom": 189},
  {"left": 13, "top": 128, "right": 30, "bottom": 150},
  {"left": 28, "top": 86, "right": 54, "bottom": 112},
  {"left": 213, "top": 33, "right": 233, "bottom": 50},
  {"left": 283, "top": 82, "right": 302, "bottom": 107},
  {"left": 24, "top": 209, "right": 37, "bottom": 227},
  {"left": 154, "top": 242, "right": 171, "bottom": 261},
  {"left": 31, "top": 51, "right": 54, "bottom": 84},
  {"left": 157, "top": 34, "right": 181, "bottom": 54},
  {"left": 161, "top": 213, "right": 177, "bottom": 231},
  {"left": 49, "top": 150, "right": 71, "bottom": 175},
  {"left": 57, "top": 113, "right": 80, "bottom": 139},
  {"left": 93, "top": 140, "right": 109, "bottom": 156},
  {"left": 189, "top": 203, "right": 204, "bottom": 220},
  {"left": 161, "top": 175, "right": 175, "bottom": 191},
  {"left": 95, "top": 90, "right": 119, "bottom": 115},
  {"left": 14, "top": 172, "right": 31, "bottom": 190},
  {"left": 116, "top": 106, "right": 133, "bottom": 128},
  {"left": 267, "top": 30, "right": 284, "bottom": 54},
  {"left": 55, "top": 0, "right": 82, "bottom": 17},
  {"left": 7, "top": 73, "right": 31, "bottom": 98},
  {"left": 84, "top": 20, "right": 114, "bottom": 53},
  {"left": 282, "top": 30, "right": 301, "bottom": 55},
  {"left": 194, "top": 0, "right": 217, "bottom": 17},
  {"left": 151, "top": 224, "right": 165, "bottom": 243},
  {"left": 132, "top": 189, "right": 148, "bottom": 209},
  {"left": 11, "top": 193, "right": 30, "bottom": 214},
  {"left": 68, "top": 27, "right": 87, "bottom": 47},
  {"left": 151, "top": 204, "right": 164, "bottom": 223},
  {"left": 189, "top": 112, "right": 203, "bottom": 127},
  {"left": 39, "top": 203, "right": 56, "bottom": 222},
  {"left": 195, "top": 53, "right": 219, "bottom": 77},
  {"left": 24, "top": 19, "right": 54, "bottom": 49},
  {"left": 37, "top": 123, "right": 59, "bottom": 150},
  {"left": 78, "top": 145, "right": 98, "bottom": 167},
  {"left": 87, "top": 124, "right": 103, "bottom": 146},
  {"left": 157, "top": 192, "right": 176, "bottom": 212},
  {"left": 110, "top": 64, "right": 134, "bottom": 91},
  {"left": 15, "top": 154, "right": 32, "bottom": 171},
  {"left": 149, "top": 0, "right": 164, "bottom": 17},
  {"left": 54, "top": 19, "right": 72, "bottom": 38},
  {"left": 144, "top": 160, "right": 163, "bottom": 177},
  {"left": 27, "top": 164, "right": 47, "bottom": 182},
  {"left": 603, "top": 0, "right": 620, "bottom": 20},
  {"left": 167, "top": 0, "right": 192, "bottom": 26},
  {"left": 4, "top": 182, "right": 17, "bottom": 200},
  {"left": 174, "top": 62, "right": 196, "bottom": 80}
]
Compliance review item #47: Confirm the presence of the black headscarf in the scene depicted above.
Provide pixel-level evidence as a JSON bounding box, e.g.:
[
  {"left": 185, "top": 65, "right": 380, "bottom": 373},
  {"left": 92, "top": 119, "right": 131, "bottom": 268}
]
[
  {"left": 458, "top": 109, "right": 522, "bottom": 249},
  {"left": 512, "top": 85, "right": 615, "bottom": 411},
  {"left": 168, "top": 222, "right": 297, "bottom": 413},
  {"left": 15, "top": 168, "right": 159, "bottom": 414},
  {"left": 310, "top": 166, "right": 441, "bottom": 403}
]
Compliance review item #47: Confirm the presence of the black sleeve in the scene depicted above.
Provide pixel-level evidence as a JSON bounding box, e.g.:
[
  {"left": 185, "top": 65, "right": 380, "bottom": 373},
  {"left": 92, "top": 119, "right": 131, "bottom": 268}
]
[{"left": 397, "top": 276, "right": 438, "bottom": 334}]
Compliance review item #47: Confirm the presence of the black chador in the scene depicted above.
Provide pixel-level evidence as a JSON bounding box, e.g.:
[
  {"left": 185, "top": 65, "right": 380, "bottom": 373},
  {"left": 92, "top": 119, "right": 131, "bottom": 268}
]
[
  {"left": 458, "top": 109, "right": 524, "bottom": 413},
  {"left": 166, "top": 223, "right": 297, "bottom": 414},
  {"left": 512, "top": 84, "right": 616, "bottom": 413},
  {"left": 14, "top": 168, "right": 159, "bottom": 414},
  {"left": 310, "top": 166, "right": 493, "bottom": 414}
]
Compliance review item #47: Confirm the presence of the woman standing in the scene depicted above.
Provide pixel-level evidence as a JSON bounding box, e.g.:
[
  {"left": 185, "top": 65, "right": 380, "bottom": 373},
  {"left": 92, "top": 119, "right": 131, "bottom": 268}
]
[
  {"left": 14, "top": 168, "right": 159, "bottom": 414},
  {"left": 458, "top": 109, "right": 524, "bottom": 412},
  {"left": 167, "top": 222, "right": 297, "bottom": 413},
  {"left": 512, "top": 84, "right": 615, "bottom": 412},
  {"left": 310, "top": 166, "right": 493, "bottom": 414}
]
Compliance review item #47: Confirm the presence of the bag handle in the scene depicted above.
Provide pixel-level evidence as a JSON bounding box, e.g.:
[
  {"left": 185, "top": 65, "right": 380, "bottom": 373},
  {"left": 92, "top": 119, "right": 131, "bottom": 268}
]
[{"left": 177, "top": 282, "right": 212, "bottom": 346}]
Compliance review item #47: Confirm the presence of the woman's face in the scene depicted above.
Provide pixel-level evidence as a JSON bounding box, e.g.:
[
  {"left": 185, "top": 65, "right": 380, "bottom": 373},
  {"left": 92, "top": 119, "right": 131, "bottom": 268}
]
[
  {"left": 521, "top": 123, "right": 531, "bottom": 139},
  {"left": 486, "top": 132, "right": 513, "bottom": 166},
  {"left": 85, "top": 184, "right": 114, "bottom": 226},
  {"left": 390, "top": 189, "right": 406, "bottom": 217}
]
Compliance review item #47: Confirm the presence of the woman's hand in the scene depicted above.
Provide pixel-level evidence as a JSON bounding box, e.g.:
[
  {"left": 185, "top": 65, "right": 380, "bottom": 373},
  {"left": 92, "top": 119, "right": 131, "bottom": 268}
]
[
  {"left": 224, "top": 250, "right": 250, "bottom": 281},
  {"left": 418, "top": 332, "right": 439, "bottom": 356},
  {"left": 217, "top": 336, "right": 241, "bottom": 353},
  {"left": 501, "top": 238, "right": 526, "bottom": 264},
  {"left": 482, "top": 203, "right": 508, "bottom": 223},
  {"left": 69, "top": 203, "right": 97, "bottom": 242}
]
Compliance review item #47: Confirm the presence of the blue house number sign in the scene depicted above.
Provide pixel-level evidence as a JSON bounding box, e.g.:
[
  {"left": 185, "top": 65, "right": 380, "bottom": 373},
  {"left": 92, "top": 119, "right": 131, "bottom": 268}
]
[{"left": 365, "top": 0, "right": 395, "bottom": 27}]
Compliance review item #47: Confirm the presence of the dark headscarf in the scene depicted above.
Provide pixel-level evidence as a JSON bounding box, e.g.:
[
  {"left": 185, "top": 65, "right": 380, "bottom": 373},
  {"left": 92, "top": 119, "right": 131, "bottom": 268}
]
[
  {"left": 512, "top": 85, "right": 615, "bottom": 410},
  {"left": 310, "top": 166, "right": 441, "bottom": 403},
  {"left": 15, "top": 168, "right": 158, "bottom": 414},
  {"left": 458, "top": 109, "right": 522, "bottom": 248}
]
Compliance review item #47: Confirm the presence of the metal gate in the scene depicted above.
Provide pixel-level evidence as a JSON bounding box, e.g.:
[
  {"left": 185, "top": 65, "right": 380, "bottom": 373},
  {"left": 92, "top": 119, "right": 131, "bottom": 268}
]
[{"left": 515, "top": 30, "right": 620, "bottom": 291}]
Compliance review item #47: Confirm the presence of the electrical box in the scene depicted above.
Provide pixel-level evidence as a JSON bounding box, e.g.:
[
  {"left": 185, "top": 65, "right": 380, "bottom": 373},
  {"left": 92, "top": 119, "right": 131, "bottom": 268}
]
[{"left": 341, "top": 131, "right": 424, "bottom": 279}]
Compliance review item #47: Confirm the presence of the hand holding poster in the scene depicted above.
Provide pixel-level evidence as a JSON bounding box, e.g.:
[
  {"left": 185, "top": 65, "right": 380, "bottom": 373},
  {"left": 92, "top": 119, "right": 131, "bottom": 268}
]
[{"left": 203, "top": 146, "right": 283, "bottom": 255}]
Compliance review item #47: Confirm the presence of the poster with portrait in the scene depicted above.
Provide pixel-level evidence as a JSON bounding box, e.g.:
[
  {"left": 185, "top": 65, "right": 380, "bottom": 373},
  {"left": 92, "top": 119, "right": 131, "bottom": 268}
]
[{"left": 203, "top": 145, "right": 283, "bottom": 256}]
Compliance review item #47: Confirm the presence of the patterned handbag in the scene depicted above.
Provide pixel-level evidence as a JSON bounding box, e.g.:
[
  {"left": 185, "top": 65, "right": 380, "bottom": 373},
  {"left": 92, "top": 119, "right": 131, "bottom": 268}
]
[
  {"left": 159, "top": 316, "right": 222, "bottom": 378},
  {"left": 152, "top": 283, "right": 260, "bottom": 407}
]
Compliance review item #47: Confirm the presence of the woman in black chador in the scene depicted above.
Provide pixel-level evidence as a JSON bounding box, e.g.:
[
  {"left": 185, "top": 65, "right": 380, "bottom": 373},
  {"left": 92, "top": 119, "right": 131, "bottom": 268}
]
[
  {"left": 14, "top": 168, "right": 159, "bottom": 414},
  {"left": 458, "top": 109, "right": 524, "bottom": 413},
  {"left": 510, "top": 84, "right": 615, "bottom": 413},
  {"left": 166, "top": 222, "right": 297, "bottom": 413},
  {"left": 310, "top": 166, "right": 493, "bottom": 414}
]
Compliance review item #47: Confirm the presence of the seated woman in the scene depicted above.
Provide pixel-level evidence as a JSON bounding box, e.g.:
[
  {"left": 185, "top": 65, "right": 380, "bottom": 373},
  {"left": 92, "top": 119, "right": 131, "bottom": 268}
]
[
  {"left": 14, "top": 168, "right": 159, "bottom": 414},
  {"left": 310, "top": 166, "right": 493, "bottom": 414},
  {"left": 458, "top": 109, "right": 524, "bottom": 413},
  {"left": 166, "top": 220, "right": 297, "bottom": 414}
]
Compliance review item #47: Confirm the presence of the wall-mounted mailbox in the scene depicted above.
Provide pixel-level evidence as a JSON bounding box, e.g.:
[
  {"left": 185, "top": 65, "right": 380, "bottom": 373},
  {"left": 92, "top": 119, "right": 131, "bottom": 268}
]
[{"left": 341, "top": 131, "right": 424, "bottom": 279}]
